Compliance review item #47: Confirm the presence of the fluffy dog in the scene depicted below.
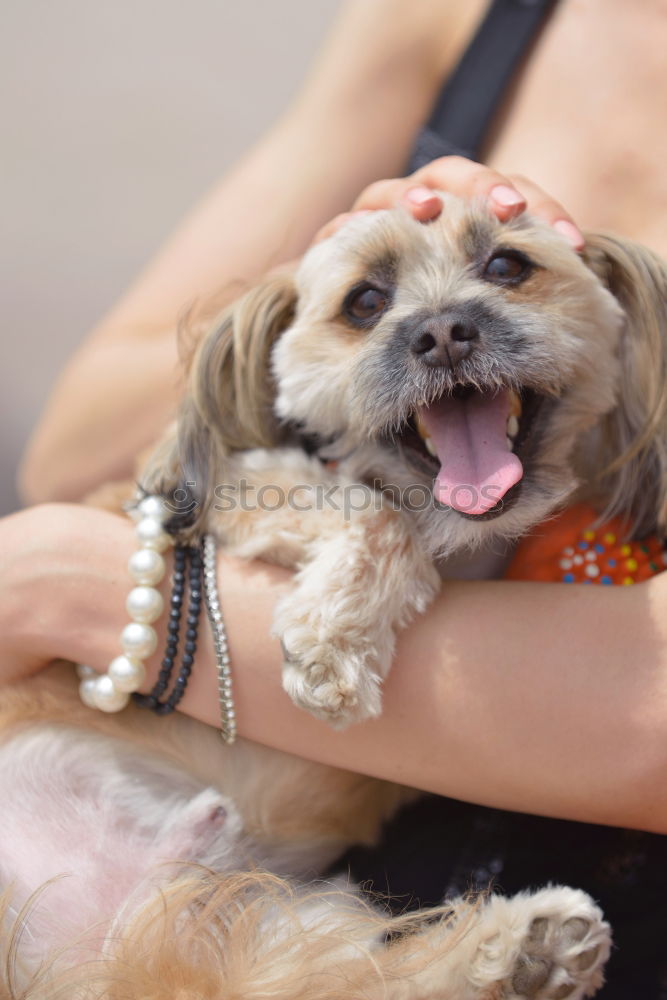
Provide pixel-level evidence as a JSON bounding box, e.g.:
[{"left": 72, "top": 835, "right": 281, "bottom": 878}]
[
  {"left": 1, "top": 667, "right": 612, "bottom": 999},
  {"left": 4, "top": 196, "right": 666, "bottom": 997},
  {"left": 147, "top": 195, "right": 667, "bottom": 725}
]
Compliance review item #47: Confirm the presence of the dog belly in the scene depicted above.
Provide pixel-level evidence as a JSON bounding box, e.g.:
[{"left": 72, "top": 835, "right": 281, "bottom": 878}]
[{"left": 0, "top": 724, "right": 244, "bottom": 963}]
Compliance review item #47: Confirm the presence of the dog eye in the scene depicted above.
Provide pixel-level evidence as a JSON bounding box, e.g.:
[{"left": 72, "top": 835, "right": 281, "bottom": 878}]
[
  {"left": 343, "top": 284, "right": 389, "bottom": 325},
  {"left": 483, "top": 251, "right": 533, "bottom": 285}
]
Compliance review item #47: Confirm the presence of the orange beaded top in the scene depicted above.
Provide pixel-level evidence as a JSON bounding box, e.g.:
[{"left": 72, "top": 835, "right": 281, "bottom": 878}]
[{"left": 505, "top": 504, "right": 667, "bottom": 585}]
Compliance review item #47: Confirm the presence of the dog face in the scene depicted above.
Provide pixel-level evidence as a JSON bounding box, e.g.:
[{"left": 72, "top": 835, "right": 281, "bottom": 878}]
[
  {"left": 272, "top": 199, "right": 625, "bottom": 548},
  {"left": 154, "top": 196, "right": 667, "bottom": 549}
]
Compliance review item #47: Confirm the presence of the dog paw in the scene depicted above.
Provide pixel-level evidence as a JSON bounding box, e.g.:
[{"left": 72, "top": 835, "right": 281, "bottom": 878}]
[
  {"left": 273, "top": 582, "right": 392, "bottom": 726},
  {"left": 472, "top": 886, "right": 611, "bottom": 999},
  {"left": 280, "top": 639, "right": 382, "bottom": 727},
  {"left": 508, "top": 905, "right": 609, "bottom": 999}
]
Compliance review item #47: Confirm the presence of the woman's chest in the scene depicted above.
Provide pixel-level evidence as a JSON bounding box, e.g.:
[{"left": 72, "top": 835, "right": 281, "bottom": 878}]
[{"left": 482, "top": 0, "right": 667, "bottom": 253}]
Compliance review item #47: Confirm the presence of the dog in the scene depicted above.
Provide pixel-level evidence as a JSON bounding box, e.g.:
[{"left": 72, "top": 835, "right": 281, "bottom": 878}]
[
  {"left": 0, "top": 666, "right": 612, "bottom": 999},
  {"left": 145, "top": 194, "right": 667, "bottom": 726},
  {"left": 5, "top": 194, "right": 666, "bottom": 996}
]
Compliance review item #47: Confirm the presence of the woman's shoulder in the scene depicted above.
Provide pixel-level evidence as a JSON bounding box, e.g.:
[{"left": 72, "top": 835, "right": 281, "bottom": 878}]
[{"left": 313, "top": 0, "right": 488, "bottom": 95}]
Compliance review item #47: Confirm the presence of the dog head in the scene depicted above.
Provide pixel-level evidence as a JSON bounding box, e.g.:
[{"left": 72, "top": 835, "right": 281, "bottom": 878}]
[{"left": 150, "top": 196, "right": 667, "bottom": 550}]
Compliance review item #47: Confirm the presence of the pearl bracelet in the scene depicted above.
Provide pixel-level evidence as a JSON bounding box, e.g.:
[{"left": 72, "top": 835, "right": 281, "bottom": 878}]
[
  {"left": 78, "top": 495, "right": 174, "bottom": 713},
  {"left": 133, "top": 543, "right": 203, "bottom": 715}
]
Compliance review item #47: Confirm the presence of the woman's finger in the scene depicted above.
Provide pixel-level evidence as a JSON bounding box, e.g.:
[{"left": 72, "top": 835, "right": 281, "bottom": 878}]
[
  {"left": 412, "top": 158, "right": 584, "bottom": 247},
  {"left": 353, "top": 179, "right": 443, "bottom": 222},
  {"left": 352, "top": 159, "right": 528, "bottom": 223},
  {"left": 505, "top": 173, "right": 585, "bottom": 249},
  {"left": 322, "top": 156, "right": 584, "bottom": 250},
  {"left": 412, "top": 156, "right": 528, "bottom": 219}
]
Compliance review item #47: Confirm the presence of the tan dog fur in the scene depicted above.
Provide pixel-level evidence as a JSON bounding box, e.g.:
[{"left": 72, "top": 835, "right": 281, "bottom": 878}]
[{"left": 7, "top": 197, "right": 667, "bottom": 996}]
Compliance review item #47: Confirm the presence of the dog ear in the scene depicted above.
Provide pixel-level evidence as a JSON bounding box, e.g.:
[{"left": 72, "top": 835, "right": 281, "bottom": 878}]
[
  {"left": 190, "top": 269, "right": 297, "bottom": 453},
  {"left": 141, "top": 270, "right": 297, "bottom": 537},
  {"left": 583, "top": 234, "right": 667, "bottom": 535}
]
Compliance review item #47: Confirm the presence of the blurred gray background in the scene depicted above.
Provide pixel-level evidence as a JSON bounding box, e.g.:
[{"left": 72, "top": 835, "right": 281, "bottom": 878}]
[{"left": 0, "top": 0, "right": 340, "bottom": 515}]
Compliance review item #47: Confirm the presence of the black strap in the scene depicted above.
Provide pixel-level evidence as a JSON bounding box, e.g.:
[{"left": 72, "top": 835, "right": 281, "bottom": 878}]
[{"left": 409, "top": 0, "right": 559, "bottom": 171}]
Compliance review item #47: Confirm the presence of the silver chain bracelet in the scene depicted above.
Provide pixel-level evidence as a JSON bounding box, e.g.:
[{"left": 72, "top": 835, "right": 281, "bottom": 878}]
[{"left": 202, "top": 533, "right": 237, "bottom": 744}]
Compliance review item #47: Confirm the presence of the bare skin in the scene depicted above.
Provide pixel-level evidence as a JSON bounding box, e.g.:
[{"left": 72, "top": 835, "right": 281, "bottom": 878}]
[
  {"left": 19, "top": 0, "right": 587, "bottom": 505},
  {"left": 483, "top": 0, "right": 667, "bottom": 252},
  {"left": 3, "top": 504, "right": 667, "bottom": 834},
  {"left": 19, "top": 0, "right": 667, "bottom": 502},
  {"left": 7, "top": 0, "right": 667, "bottom": 832}
]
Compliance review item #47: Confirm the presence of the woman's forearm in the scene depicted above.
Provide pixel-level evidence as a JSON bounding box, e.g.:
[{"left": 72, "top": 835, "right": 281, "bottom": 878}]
[
  {"left": 7, "top": 504, "right": 666, "bottom": 834},
  {"left": 201, "top": 555, "right": 667, "bottom": 834},
  {"left": 19, "top": 114, "right": 337, "bottom": 505},
  {"left": 19, "top": 0, "right": 482, "bottom": 505}
]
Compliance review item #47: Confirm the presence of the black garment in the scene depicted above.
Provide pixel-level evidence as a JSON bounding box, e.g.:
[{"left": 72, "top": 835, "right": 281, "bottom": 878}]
[
  {"left": 408, "top": 0, "right": 559, "bottom": 170},
  {"left": 335, "top": 3, "right": 667, "bottom": 996},
  {"left": 340, "top": 798, "right": 667, "bottom": 998}
]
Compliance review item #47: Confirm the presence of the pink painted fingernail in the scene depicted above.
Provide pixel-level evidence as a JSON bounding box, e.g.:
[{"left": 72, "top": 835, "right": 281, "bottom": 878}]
[
  {"left": 406, "top": 186, "right": 439, "bottom": 206},
  {"left": 490, "top": 185, "right": 525, "bottom": 208},
  {"left": 553, "top": 219, "right": 585, "bottom": 250}
]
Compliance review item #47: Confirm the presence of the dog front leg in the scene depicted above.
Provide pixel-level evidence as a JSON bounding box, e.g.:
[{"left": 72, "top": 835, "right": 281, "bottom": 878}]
[{"left": 275, "top": 507, "right": 440, "bottom": 726}]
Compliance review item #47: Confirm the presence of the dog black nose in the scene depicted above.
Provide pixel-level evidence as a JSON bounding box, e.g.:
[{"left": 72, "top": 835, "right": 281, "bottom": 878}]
[{"left": 410, "top": 316, "right": 479, "bottom": 368}]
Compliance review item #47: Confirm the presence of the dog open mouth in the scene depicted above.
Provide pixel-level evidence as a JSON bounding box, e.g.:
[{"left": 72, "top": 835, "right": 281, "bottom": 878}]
[{"left": 399, "top": 386, "right": 544, "bottom": 518}]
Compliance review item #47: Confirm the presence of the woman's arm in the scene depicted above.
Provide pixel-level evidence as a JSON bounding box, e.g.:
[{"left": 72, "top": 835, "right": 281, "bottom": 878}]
[
  {"left": 18, "top": 0, "right": 487, "bottom": 506},
  {"left": 20, "top": 0, "right": 586, "bottom": 505},
  {"left": 4, "top": 503, "right": 666, "bottom": 834},
  {"left": 194, "top": 551, "right": 667, "bottom": 835}
]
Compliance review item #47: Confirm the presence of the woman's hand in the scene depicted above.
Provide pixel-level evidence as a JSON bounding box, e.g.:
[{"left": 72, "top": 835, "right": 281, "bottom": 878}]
[
  {"left": 0, "top": 504, "right": 138, "bottom": 685},
  {"left": 315, "top": 155, "right": 585, "bottom": 250}
]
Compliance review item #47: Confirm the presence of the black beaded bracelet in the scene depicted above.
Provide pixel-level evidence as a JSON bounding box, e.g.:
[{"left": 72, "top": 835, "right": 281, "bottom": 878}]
[{"left": 133, "top": 542, "right": 203, "bottom": 715}]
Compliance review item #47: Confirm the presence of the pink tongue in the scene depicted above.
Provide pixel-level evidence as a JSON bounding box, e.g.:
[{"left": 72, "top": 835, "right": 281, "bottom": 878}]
[{"left": 418, "top": 389, "right": 523, "bottom": 515}]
